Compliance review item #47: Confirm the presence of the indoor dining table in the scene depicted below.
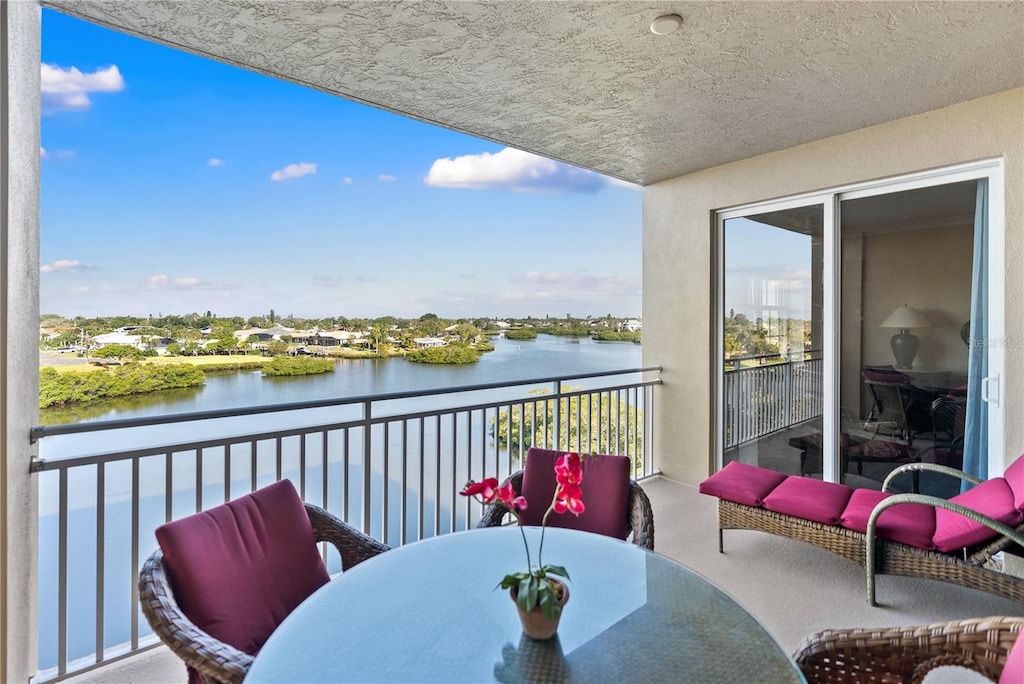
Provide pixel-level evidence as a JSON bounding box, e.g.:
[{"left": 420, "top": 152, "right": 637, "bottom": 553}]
[{"left": 245, "top": 526, "right": 804, "bottom": 683}]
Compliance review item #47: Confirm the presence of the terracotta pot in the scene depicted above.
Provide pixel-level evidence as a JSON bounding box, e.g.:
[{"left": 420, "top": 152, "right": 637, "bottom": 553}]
[{"left": 509, "top": 580, "right": 570, "bottom": 640}]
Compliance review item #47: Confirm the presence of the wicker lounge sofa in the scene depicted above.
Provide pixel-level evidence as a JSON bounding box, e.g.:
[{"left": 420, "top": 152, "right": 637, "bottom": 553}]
[{"left": 699, "top": 455, "right": 1024, "bottom": 606}]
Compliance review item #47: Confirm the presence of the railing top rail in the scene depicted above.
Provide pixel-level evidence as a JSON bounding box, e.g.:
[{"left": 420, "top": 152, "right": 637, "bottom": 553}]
[{"left": 31, "top": 366, "right": 661, "bottom": 441}]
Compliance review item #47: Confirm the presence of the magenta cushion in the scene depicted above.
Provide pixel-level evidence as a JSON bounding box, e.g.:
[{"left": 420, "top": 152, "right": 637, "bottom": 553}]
[
  {"left": 1003, "top": 453, "right": 1024, "bottom": 512},
  {"left": 999, "top": 629, "right": 1024, "bottom": 684},
  {"left": 839, "top": 489, "right": 936, "bottom": 549},
  {"left": 762, "top": 477, "right": 853, "bottom": 525},
  {"left": 932, "top": 478, "right": 1023, "bottom": 553},
  {"left": 698, "top": 461, "right": 788, "bottom": 507},
  {"left": 518, "top": 448, "right": 630, "bottom": 540},
  {"left": 155, "top": 479, "right": 330, "bottom": 656}
]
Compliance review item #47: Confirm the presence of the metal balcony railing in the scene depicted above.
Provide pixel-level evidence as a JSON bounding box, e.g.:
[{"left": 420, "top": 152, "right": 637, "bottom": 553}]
[
  {"left": 30, "top": 367, "right": 660, "bottom": 682},
  {"left": 723, "top": 353, "right": 822, "bottom": 448}
]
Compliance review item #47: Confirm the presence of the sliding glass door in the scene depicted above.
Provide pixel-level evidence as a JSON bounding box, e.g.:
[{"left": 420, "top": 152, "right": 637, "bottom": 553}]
[
  {"left": 716, "top": 200, "right": 830, "bottom": 477},
  {"left": 715, "top": 161, "right": 1004, "bottom": 487}
]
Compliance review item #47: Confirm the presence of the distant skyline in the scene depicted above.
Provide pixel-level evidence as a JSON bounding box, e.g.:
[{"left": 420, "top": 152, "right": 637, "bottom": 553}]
[{"left": 40, "top": 10, "right": 641, "bottom": 321}]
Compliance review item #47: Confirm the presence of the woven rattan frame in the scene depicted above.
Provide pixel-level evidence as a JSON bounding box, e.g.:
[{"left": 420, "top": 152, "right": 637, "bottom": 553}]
[
  {"left": 717, "top": 497, "right": 1024, "bottom": 606},
  {"left": 138, "top": 503, "right": 390, "bottom": 684},
  {"left": 476, "top": 470, "right": 655, "bottom": 550},
  {"left": 793, "top": 616, "right": 1024, "bottom": 684}
]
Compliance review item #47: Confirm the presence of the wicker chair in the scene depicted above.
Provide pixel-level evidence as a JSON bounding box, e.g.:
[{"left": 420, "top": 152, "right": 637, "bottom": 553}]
[
  {"left": 476, "top": 469, "right": 655, "bottom": 550},
  {"left": 794, "top": 616, "right": 1024, "bottom": 684},
  {"left": 139, "top": 501, "right": 389, "bottom": 684}
]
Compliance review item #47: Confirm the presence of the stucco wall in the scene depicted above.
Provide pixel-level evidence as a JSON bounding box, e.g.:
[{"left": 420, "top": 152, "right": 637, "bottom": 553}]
[{"left": 644, "top": 87, "right": 1024, "bottom": 486}]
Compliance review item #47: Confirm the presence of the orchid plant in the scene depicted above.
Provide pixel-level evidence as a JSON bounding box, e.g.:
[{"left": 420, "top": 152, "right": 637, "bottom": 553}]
[{"left": 460, "top": 452, "right": 585, "bottom": 620}]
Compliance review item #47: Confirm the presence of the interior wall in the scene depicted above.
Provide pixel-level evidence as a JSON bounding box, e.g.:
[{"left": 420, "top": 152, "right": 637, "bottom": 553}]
[
  {"left": 643, "top": 87, "right": 1024, "bottom": 486},
  {"left": 860, "top": 224, "right": 973, "bottom": 373}
]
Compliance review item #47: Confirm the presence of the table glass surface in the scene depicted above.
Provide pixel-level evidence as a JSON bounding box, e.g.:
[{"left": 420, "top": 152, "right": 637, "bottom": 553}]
[{"left": 245, "top": 527, "right": 804, "bottom": 683}]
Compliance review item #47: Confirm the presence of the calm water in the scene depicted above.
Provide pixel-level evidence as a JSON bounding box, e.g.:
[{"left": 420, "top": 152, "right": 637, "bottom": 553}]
[{"left": 38, "top": 335, "right": 642, "bottom": 671}]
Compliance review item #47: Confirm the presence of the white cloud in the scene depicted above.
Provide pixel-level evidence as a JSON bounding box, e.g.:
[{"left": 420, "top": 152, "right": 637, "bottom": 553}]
[
  {"left": 515, "top": 271, "right": 641, "bottom": 296},
  {"left": 41, "top": 259, "right": 89, "bottom": 273},
  {"left": 148, "top": 274, "right": 221, "bottom": 290},
  {"left": 208, "top": 158, "right": 225, "bottom": 167},
  {"left": 40, "top": 147, "right": 74, "bottom": 160},
  {"left": 377, "top": 174, "right": 396, "bottom": 182},
  {"left": 270, "top": 162, "right": 317, "bottom": 181},
  {"left": 342, "top": 177, "right": 354, "bottom": 185},
  {"left": 41, "top": 64, "right": 125, "bottom": 113},
  {"left": 424, "top": 147, "right": 608, "bottom": 194}
]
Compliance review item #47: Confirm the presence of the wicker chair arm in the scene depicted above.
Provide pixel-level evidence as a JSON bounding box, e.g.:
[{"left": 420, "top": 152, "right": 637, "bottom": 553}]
[
  {"left": 138, "top": 550, "right": 253, "bottom": 684},
  {"left": 882, "top": 462, "right": 983, "bottom": 493},
  {"left": 475, "top": 471, "right": 524, "bottom": 528},
  {"left": 865, "top": 493, "right": 1024, "bottom": 605},
  {"left": 628, "top": 479, "right": 655, "bottom": 550},
  {"left": 793, "top": 616, "right": 1024, "bottom": 684},
  {"left": 305, "top": 503, "right": 390, "bottom": 570}
]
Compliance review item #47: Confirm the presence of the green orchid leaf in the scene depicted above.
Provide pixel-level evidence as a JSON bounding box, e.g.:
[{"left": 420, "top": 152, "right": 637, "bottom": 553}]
[{"left": 541, "top": 565, "right": 570, "bottom": 581}]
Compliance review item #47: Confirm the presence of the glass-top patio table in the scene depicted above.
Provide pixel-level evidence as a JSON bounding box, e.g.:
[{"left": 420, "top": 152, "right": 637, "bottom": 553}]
[{"left": 246, "top": 526, "right": 804, "bottom": 683}]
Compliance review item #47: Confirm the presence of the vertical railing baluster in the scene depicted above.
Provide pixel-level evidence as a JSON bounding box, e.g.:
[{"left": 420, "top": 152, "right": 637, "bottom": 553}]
[
  {"left": 250, "top": 439, "right": 258, "bottom": 493},
  {"left": 382, "top": 422, "right": 390, "bottom": 546},
  {"left": 195, "top": 449, "right": 203, "bottom": 513},
  {"left": 275, "top": 436, "right": 283, "bottom": 482},
  {"left": 321, "top": 430, "right": 329, "bottom": 517},
  {"left": 342, "top": 429, "right": 350, "bottom": 520},
  {"left": 418, "top": 416, "right": 425, "bottom": 542},
  {"left": 449, "top": 413, "right": 457, "bottom": 534},
  {"left": 96, "top": 462, "right": 106, "bottom": 664},
  {"left": 57, "top": 470, "right": 68, "bottom": 677},
  {"left": 130, "top": 458, "right": 140, "bottom": 651},
  {"left": 300, "top": 433, "right": 307, "bottom": 500},
  {"left": 362, "top": 400, "right": 372, "bottom": 536},
  {"left": 434, "top": 415, "right": 442, "bottom": 537},
  {"left": 400, "top": 420, "right": 408, "bottom": 546},
  {"left": 223, "top": 446, "right": 231, "bottom": 503},
  {"left": 464, "top": 411, "right": 472, "bottom": 530}
]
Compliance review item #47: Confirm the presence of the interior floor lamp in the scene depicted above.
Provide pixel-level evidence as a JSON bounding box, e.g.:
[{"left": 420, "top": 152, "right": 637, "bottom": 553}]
[{"left": 880, "top": 306, "right": 931, "bottom": 369}]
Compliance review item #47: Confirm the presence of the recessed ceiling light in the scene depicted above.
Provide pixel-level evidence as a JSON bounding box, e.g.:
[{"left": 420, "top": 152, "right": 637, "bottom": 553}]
[{"left": 650, "top": 14, "right": 683, "bottom": 35}]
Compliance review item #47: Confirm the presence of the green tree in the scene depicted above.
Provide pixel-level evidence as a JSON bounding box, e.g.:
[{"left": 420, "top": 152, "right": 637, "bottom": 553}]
[{"left": 490, "top": 388, "right": 643, "bottom": 472}]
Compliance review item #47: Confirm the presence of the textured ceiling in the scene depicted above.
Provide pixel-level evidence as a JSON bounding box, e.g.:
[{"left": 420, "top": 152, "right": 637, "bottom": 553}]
[{"left": 44, "top": 1, "right": 1024, "bottom": 185}]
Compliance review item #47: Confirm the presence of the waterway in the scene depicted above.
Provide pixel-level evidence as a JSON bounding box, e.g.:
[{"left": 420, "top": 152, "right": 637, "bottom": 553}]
[
  {"left": 41, "top": 334, "right": 642, "bottom": 425},
  {"left": 37, "top": 335, "right": 643, "bottom": 672}
]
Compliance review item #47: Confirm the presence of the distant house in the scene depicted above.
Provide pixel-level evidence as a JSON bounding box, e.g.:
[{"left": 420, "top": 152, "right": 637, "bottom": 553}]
[
  {"left": 620, "top": 319, "right": 642, "bottom": 333},
  {"left": 93, "top": 327, "right": 171, "bottom": 352},
  {"left": 413, "top": 337, "right": 446, "bottom": 349}
]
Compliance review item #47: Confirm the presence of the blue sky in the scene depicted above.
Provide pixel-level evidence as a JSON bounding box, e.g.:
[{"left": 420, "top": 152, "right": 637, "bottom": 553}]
[
  {"left": 724, "top": 218, "right": 813, "bottom": 321},
  {"left": 39, "top": 9, "right": 641, "bottom": 320}
]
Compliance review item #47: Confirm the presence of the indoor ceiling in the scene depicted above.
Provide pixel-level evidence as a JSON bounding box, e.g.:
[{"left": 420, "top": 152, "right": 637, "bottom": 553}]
[{"left": 43, "top": 1, "right": 1024, "bottom": 186}]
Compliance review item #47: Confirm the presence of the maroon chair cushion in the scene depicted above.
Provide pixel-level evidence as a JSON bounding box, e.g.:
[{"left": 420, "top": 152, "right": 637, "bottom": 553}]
[
  {"left": 839, "top": 489, "right": 936, "bottom": 549},
  {"left": 1003, "top": 453, "right": 1024, "bottom": 512},
  {"left": 698, "top": 461, "right": 788, "bottom": 507},
  {"left": 518, "top": 448, "right": 630, "bottom": 540},
  {"left": 762, "top": 477, "right": 853, "bottom": 525},
  {"left": 999, "top": 629, "right": 1024, "bottom": 684},
  {"left": 155, "top": 479, "right": 330, "bottom": 656},
  {"left": 932, "top": 478, "right": 1023, "bottom": 553}
]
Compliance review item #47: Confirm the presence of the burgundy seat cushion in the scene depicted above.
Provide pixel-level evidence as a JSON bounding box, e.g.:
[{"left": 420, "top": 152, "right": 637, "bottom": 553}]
[
  {"left": 932, "top": 478, "right": 1023, "bottom": 553},
  {"left": 762, "top": 477, "right": 853, "bottom": 525},
  {"left": 517, "top": 448, "right": 630, "bottom": 540},
  {"left": 155, "top": 479, "right": 330, "bottom": 657},
  {"left": 698, "top": 461, "right": 788, "bottom": 507},
  {"left": 839, "top": 489, "right": 936, "bottom": 549}
]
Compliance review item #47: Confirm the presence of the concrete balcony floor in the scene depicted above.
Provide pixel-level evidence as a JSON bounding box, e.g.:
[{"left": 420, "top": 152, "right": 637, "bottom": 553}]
[{"left": 67, "top": 476, "right": 1023, "bottom": 683}]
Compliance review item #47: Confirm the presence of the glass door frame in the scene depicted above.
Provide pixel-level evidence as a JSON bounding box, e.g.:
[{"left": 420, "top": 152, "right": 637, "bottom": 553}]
[{"left": 714, "top": 158, "right": 1005, "bottom": 480}]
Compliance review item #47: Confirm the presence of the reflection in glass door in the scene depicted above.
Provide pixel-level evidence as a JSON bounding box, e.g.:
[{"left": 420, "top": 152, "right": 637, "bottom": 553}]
[{"left": 719, "top": 205, "right": 825, "bottom": 475}]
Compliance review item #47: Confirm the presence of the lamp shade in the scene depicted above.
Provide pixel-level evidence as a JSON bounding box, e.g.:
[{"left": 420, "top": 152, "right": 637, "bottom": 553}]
[{"left": 880, "top": 306, "right": 931, "bottom": 330}]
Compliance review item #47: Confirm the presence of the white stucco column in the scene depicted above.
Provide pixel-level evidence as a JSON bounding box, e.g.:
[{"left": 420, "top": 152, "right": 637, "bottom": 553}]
[{"left": 2, "top": 1, "right": 41, "bottom": 681}]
